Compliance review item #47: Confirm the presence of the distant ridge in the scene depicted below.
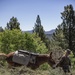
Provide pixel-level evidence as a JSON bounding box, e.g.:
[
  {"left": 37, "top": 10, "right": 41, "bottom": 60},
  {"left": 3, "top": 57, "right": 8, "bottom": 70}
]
[
  {"left": 24, "top": 29, "right": 55, "bottom": 34},
  {"left": 24, "top": 29, "right": 55, "bottom": 40},
  {"left": 24, "top": 30, "right": 33, "bottom": 33},
  {"left": 45, "top": 29, "right": 55, "bottom": 34}
]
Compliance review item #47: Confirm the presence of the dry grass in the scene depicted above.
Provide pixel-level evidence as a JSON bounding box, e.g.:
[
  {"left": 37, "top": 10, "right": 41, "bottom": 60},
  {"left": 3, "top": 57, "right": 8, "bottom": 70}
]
[
  {"left": 0, "top": 50, "right": 75, "bottom": 75},
  {"left": 0, "top": 64, "right": 75, "bottom": 75}
]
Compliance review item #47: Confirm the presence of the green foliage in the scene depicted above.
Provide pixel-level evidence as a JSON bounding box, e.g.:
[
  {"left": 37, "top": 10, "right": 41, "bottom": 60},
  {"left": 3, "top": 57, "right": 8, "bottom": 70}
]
[
  {"left": 0, "top": 29, "right": 48, "bottom": 54},
  {"left": 0, "top": 29, "right": 22, "bottom": 53},
  {"left": 0, "top": 27, "right": 4, "bottom": 32},
  {"left": 39, "top": 63, "right": 50, "bottom": 70},
  {"left": 70, "top": 52, "right": 75, "bottom": 68},
  {"left": 6, "top": 16, "right": 20, "bottom": 30},
  {"left": 61, "top": 4, "right": 75, "bottom": 56},
  {"left": 52, "top": 24, "right": 68, "bottom": 49},
  {"left": 33, "top": 15, "right": 46, "bottom": 41},
  {"left": 52, "top": 5, "right": 75, "bottom": 57},
  {"left": 33, "top": 15, "right": 50, "bottom": 50}
]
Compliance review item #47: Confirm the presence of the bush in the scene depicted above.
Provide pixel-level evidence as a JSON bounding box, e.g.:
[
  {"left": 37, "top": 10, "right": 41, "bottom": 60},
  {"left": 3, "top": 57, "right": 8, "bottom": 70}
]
[{"left": 0, "top": 29, "right": 48, "bottom": 54}]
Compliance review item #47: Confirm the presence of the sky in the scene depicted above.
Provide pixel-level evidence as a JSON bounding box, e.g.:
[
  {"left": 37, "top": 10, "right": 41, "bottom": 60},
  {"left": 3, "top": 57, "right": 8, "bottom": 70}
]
[{"left": 0, "top": 0, "right": 75, "bottom": 31}]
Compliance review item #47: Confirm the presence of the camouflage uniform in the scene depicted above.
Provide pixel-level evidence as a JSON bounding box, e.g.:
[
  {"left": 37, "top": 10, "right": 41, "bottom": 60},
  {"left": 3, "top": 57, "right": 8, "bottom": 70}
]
[
  {"left": 56, "top": 55, "right": 71, "bottom": 73},
  {"left": 54, "top": 49, "right": 72, "bottom": 75}
]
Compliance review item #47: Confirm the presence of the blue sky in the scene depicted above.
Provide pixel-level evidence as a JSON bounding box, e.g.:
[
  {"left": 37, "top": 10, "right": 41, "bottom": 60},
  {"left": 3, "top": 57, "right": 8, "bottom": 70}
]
[{"left": 0, "top": 0, "right": 75, "bottom": 31}]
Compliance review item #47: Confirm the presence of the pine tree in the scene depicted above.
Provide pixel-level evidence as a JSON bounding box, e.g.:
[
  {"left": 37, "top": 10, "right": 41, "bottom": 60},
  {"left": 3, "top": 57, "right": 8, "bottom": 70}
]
[
  {"left": 0, "top": 27, "right": 4, "bottom": 32},
  {"left": 33, "top": 15, "right": 46, "bottom": 41},
  {"left": 6, "top": 16, "right": 20, "bottom": 30},
  {"left": 61, "top": 5, "right": 75, "bottom": 56},
  {"left": 52, "top": 24, "right": 67, "bottom": 49},
  {"left": 33, "top": 15, "right": 50, "bottom": 50}
]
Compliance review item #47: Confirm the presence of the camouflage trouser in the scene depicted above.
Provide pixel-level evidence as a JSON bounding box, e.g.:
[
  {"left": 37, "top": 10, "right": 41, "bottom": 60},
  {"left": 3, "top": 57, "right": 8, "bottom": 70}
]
[{"left": 62, "top": 65, "right": 70, "bottom": 73}]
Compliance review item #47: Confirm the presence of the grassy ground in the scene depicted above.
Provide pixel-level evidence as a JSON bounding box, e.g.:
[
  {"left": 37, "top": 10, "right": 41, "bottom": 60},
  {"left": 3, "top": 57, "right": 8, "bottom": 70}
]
[
  {"left": 0, "top": 50, "right": 75, "bottom": 75},
  {"left": 0, "top": 64, "right": 75, "bottom": 75}
]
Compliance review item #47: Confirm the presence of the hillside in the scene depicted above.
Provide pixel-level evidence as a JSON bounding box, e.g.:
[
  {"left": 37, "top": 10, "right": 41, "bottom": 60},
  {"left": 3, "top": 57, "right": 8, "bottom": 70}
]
[
  {"left": 45, "top": 29, "right": 55, "bottom": 40},
  {"left": 24, "top": 29, "right": 55, "bottom": 40}
]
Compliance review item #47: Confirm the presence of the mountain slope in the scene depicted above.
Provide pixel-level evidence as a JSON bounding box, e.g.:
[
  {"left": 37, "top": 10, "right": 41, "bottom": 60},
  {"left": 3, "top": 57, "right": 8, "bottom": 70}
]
[
  {"left": 24, "top": 29, "right": 55, "bottom": 40},
  {"left": 24, "top": 29, "right": 55, "bottom": 34}
]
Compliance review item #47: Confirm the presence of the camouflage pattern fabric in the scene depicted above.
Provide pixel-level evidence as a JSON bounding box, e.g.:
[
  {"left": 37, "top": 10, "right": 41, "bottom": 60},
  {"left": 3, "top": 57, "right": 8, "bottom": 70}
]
[{"left": 56, "top": 56, "right": 71, "bottom": 73}]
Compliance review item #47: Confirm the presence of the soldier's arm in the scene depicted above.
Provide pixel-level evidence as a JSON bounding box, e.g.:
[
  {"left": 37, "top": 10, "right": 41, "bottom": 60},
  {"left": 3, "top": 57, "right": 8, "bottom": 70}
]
[{"left": 55, "top": 56, "right": 64, "bottom": 67}]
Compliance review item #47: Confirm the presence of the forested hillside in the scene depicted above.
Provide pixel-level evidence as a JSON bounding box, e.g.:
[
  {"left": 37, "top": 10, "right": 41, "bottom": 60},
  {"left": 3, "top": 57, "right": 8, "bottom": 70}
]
[{"left": 0, "top": 4, "right": 75, "bottom": 75}]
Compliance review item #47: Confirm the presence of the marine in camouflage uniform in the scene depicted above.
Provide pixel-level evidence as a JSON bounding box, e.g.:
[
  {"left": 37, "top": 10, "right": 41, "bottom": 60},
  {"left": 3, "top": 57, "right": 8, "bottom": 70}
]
[{"left": 54, "top": 49, "right": 72, "bottom": 74}]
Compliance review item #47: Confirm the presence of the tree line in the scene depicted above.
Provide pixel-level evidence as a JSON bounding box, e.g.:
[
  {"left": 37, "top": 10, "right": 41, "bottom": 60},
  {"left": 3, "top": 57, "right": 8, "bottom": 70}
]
[
  {"left": 0, "top": 15, "right": 49, "bottom": 54},
  {"left": 0, "top": 4, "right": 75, "bottom": 57}
]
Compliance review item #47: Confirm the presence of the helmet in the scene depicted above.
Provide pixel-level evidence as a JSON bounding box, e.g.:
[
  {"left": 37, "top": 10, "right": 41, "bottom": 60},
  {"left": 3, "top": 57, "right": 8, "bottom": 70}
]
[{"left": 66, "top": 49, "right": 71, "bottom": 54}]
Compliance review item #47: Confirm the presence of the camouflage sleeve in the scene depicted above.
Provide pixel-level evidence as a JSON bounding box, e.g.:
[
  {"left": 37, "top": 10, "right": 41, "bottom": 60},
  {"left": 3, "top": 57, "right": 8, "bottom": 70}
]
[{"left": 55, "top": 56, "right": 64, "bottom": 67}]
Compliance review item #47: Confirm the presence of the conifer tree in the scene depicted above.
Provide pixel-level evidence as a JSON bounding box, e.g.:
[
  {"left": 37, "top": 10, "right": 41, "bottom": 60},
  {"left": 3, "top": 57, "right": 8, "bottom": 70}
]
[
  {"left": 33, "top": 15, "right": 46, "bottom": 41},
  {"left": 6, "top": 16, "right": 20, "bottom": 30},
  {"left": 0, "top": 27, "right": 4, "bottom": 32},
  {"left": 33, "top": 15, "right": 50, "bottom": 50},
  {"left": 61, "top": 5, "right": 75, "bottom": 56},
  {"left": 52, "top": 24, "right": 68, "bottom": 49}
]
